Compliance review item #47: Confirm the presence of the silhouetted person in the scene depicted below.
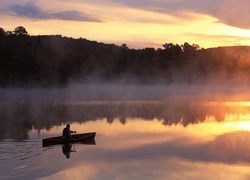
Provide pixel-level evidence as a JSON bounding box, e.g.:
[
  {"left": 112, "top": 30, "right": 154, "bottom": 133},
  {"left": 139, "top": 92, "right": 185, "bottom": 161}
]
[{"left": 62, "top": 124, "right": 76, "bottom": 140}]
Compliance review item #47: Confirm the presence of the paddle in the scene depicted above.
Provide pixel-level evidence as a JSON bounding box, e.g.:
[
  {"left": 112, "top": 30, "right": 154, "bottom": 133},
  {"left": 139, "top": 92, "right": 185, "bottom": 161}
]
[{"left": 72, "top": 143, "right": 76, "bottom": 152}]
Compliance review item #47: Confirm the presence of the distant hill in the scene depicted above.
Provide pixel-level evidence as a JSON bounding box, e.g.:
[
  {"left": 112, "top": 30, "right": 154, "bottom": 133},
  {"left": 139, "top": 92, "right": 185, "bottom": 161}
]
[{"left": 1, "top": 26, "right": 250, "bottom": 87}]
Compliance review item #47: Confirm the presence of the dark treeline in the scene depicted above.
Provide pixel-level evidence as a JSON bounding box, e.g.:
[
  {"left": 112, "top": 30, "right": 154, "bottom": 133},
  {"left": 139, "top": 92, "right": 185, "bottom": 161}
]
[{"left": 1, "top": 26, "right": 250, "bottom": 86}]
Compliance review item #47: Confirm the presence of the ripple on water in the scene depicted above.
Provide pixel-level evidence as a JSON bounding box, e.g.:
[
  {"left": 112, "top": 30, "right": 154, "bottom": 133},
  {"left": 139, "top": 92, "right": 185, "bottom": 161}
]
[{"left": 0, "top": 141, "right": 43, "bottom": 160}]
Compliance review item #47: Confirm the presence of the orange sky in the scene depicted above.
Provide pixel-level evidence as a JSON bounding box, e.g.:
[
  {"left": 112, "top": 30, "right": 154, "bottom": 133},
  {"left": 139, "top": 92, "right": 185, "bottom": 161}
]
[{"left": 1, "top": 0, "right": 250, "bottom": 49}]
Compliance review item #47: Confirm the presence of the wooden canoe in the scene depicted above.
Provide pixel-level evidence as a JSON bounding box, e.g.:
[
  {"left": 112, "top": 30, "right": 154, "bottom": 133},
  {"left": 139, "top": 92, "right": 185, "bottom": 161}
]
[{"left": 42, "top": 132, "right": 96, "bottom": 147}]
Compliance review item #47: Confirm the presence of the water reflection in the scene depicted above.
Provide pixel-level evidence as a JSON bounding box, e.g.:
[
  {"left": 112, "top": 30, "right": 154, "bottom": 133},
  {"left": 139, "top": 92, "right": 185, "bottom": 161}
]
[
  {"left": 4, "top": 86, "right": 250, "bottom": 179},
  {"left": 62, "top": 144, "right": 76, "bottom": 159},
  {"left": 34, "top": 120, "right": 250, "bottom": 179},
  {"left": 2, "top": 103, "right": 250, "bottom": 179},
  {"left": 110, "top": 131, "right": 250, "bottom": 165},
  {"left": 57, "top": 140, "right": 96, "bottom": 159},
  {"left": 1, "top": 99, "right": 250, "bottom": 141}
]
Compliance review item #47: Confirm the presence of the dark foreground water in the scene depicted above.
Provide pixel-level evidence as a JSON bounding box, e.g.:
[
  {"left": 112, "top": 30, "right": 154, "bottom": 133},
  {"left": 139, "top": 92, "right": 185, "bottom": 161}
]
[{"left": 2, "top": 85, "right": 250, "bottom": 179}]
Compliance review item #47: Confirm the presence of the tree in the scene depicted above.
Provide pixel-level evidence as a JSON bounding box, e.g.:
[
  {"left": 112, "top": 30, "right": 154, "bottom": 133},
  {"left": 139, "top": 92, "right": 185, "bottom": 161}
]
[
  {"left": 162, "top": 43, "right": 183, "bottom": 59},
  {"left": 163, "top": 43, "right": 175, "bottom": 50},
  {"left": 182, "top": 42, "right": 200, "bottom": 53},
  {"left": 120, "top": 43, "right": 129, "bottom": 49},
  {"left": 13, "top": 26, "right": 29, "bottom": 36},
  {"left": 5, "top": 31, "right": 13, "bottom": 36},
  {"left": 0, "top": 28, "right": 5, "bottom": 36}
]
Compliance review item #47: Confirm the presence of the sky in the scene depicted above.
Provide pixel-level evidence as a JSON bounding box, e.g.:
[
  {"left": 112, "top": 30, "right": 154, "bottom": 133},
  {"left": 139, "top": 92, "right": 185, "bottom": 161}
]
[{"left": 1, "top": 0, "right": 250, "bottom": 49}]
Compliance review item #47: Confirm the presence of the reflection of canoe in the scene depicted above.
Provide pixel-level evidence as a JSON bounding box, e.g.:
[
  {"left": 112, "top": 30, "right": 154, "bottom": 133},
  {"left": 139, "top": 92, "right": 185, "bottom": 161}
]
[{"left": 42, "top": 132, "right": 96, "bottom": 147}]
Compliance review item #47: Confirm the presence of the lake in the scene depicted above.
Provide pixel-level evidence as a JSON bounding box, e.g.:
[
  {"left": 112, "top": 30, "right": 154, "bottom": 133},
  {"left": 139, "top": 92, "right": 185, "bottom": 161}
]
[{"left": 1, "top": 84, "right": 250, "bottom": 180}]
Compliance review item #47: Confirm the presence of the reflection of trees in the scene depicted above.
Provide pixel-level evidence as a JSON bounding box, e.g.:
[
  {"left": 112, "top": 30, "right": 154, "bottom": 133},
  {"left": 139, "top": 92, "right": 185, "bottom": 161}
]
[
  {"left": 106, "top": 117, "right": 114, "bottom": 124},
  {"left": 214, "top": 110, "right": 226, "bottom": 122},
  {"left": 0, "top": 103, "right": 32, "bottom": 141},
  {"left": 1, "top": 101, "right": 250, "bottom": 140}
]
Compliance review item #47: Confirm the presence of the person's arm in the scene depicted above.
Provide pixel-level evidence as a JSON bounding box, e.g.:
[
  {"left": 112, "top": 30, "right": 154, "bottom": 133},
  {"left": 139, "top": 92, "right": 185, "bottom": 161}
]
[{"left": 67, "top": 129, "right": 75, "bottom": 139}]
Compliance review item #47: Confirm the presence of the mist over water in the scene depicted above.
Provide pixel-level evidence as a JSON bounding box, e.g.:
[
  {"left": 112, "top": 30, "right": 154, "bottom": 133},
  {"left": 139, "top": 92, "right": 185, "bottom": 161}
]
[
  {"left": 2, "top": 83, "right": 250, "bottom": 119},
  {"left": 2, "top": 83, "right": 250, "bottom": 179},
  {"left": 1, "top": 82, "right": 250, "bottom": 137},
  {"left": 2, "top": 82, "right": 250, "bottom": 103}
]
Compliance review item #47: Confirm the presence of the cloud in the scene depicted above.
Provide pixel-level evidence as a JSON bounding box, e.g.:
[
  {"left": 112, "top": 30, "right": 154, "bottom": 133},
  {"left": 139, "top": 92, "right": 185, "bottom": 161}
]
[
  {"left": 212, "top": 0, "right": 250, "bottom": 29},
  {"left": 4, "top": 0, "right": 250, "bottom": 28},
  {"left": 7, "top": 1, "right": 101, "bottom": 22},
  {"left": 104, "top": 0, "right": 250, "bottom": 29},
  {"left": 53, "top": 10, "right": 100, "bottom": 22}
]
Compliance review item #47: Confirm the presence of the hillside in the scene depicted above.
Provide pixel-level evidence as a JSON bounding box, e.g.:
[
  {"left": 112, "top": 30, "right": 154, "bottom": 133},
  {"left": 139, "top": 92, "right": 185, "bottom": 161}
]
[{"left": 1, "top": 26, "right": 250, "bottom": 87}]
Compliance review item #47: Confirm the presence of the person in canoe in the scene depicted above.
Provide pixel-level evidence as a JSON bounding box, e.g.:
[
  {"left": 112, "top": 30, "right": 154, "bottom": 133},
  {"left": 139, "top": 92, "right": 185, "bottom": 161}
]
[{"left": 62, "top": 124, "right": 76, "bottom": 140}]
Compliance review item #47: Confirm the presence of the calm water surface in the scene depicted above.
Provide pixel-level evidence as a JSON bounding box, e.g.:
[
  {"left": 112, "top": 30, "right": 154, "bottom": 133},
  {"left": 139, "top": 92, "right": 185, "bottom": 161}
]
[{"left": 1, "top": 86, "right": 250, "bottom": 180}]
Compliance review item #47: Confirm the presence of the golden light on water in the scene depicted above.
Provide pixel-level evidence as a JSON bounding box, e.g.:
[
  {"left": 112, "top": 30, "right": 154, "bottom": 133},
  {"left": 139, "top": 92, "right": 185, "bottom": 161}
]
[
  {"left": 11, "top": 96, "right": 250, "bottom": 179},
  {"left": 224, "top": 101, "right": 250, "bottom": 107},
  {"left": 41, "top": 101, "right": 250, "bottom": 140},
  {"left": 226, "top": 121, "right": 250, "bottom": 132},
  {"left": 39, "top": 112, "right": 250, "bottom": 179}
]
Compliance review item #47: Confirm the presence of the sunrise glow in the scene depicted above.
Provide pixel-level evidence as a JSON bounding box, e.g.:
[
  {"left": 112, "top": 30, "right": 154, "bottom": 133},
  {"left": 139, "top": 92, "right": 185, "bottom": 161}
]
[{"left": 1, "top": 0, "right": 250, "bottom": 49}]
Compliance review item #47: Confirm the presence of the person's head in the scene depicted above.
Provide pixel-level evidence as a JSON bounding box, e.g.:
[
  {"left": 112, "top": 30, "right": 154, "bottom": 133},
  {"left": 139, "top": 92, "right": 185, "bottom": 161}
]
[{"left": 66, "top": 124, "right": 70, "bottom": 128}]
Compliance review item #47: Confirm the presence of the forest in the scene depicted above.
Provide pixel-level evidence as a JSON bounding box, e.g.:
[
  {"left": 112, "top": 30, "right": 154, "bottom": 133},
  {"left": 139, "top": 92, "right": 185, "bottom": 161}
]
[{"left": 1, "top": 26, "right": 250, "bottom": 87}]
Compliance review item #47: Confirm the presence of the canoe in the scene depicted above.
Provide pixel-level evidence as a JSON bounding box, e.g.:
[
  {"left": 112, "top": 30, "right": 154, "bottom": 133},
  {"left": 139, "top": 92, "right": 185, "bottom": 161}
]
[{"left": 42, "top": 132, "right": 96, "bottom": 147}]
